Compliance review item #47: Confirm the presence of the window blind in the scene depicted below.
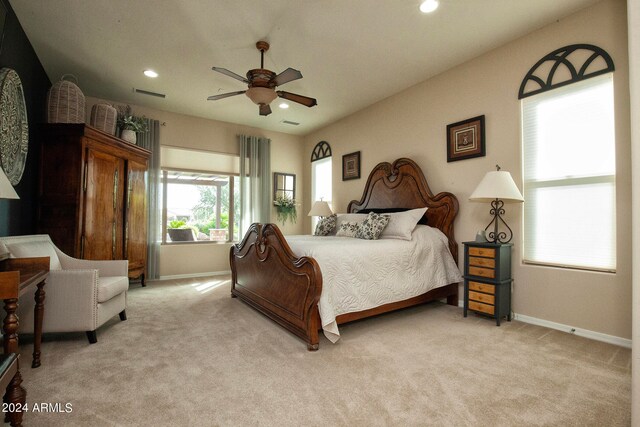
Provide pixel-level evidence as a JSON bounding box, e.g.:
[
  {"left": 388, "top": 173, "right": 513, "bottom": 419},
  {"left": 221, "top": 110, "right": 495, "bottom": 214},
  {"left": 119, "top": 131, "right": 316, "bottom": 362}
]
[{"left": 522, "top": 73, "right": 616, "bottom": 271}]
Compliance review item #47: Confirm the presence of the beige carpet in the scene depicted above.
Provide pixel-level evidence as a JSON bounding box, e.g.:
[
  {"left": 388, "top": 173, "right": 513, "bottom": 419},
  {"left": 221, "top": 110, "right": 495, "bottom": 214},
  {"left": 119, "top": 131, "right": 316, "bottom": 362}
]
[{"left": 15, "top": 277, "right": 630, "bottom": 426}]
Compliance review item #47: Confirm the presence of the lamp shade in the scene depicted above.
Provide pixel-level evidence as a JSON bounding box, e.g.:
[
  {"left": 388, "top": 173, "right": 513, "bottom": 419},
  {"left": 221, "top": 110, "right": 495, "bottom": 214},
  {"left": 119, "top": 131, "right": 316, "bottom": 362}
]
[
  {"left": 307, "top": 201, "right": 333, "bottom": 217},
  {"left": 245, "top": 87, "right": 277, "bottom": 105},
  {"left": 0, "top": 168, "right": 18, "bottom": 199},
  {"left": 469, "top": 171, "right": 523, "bottom": 203}
]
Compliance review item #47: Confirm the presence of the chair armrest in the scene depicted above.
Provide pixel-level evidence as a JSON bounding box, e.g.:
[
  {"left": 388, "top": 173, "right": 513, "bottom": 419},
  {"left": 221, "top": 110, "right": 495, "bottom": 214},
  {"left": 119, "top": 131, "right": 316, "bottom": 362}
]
[
  {"left": 37, "top": 269, "right": 100, "bottom": 331},
  {"left": 58, "top": 256, "right": 128, "bottom": 277}
]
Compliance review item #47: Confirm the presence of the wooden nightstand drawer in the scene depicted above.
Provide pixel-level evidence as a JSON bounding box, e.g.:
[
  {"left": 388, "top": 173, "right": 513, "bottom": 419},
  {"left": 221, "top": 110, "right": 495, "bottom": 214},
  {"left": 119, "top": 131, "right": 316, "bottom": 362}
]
[
  {"left": 463, "top": 242, "right": 512, "bottom": 326},
  {"left": 469, "top": 290, "right": 495, "bottom": 305},
  {"left": 469, "top": 256, "right": 495, "bottom": 268},
  {"left": 469, "top": 247, "right": 495, "bottom": 258},
  {"left": 468, "top": 281, "right": 494, "bottom": 294},
  {"left": 468, "top": 300, "right": 495, "bottom": 315},
  {"left": 468, "top": 266, "right": 495, "bottom": 279}
]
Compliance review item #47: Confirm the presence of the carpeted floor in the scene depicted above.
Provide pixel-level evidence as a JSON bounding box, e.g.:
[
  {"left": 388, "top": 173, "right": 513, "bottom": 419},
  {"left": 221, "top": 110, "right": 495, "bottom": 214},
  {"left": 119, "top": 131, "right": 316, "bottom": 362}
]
[{"left": 15, "top": 276, "right": 630, "bottom": 426}]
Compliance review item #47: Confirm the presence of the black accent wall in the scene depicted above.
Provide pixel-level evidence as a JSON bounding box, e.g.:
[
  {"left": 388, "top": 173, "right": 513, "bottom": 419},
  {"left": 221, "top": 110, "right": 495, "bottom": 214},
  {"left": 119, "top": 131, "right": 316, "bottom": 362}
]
[{"left": 0, "top": 0, "right": 50, "bottom": 236}]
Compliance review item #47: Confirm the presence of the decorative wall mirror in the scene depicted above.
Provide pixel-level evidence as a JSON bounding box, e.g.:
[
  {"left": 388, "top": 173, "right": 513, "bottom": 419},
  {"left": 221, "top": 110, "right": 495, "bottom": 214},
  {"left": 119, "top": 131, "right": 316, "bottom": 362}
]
[{"left": 273, "top": 172, "right": 296, "bottom": 202}]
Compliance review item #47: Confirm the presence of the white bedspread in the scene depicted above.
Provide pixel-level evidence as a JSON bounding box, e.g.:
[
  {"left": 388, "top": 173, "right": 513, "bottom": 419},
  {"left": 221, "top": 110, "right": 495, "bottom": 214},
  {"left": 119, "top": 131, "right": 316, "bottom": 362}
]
[{"left": 286, "top": 225, "right": 463, "bottom": 343}]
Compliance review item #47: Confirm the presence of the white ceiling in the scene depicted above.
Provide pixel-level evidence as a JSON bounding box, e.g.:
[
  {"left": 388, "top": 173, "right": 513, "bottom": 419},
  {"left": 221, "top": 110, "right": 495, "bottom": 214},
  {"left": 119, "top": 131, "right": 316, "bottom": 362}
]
[{"left": 10, "top": 0, "right": 599, "bottom": 136}]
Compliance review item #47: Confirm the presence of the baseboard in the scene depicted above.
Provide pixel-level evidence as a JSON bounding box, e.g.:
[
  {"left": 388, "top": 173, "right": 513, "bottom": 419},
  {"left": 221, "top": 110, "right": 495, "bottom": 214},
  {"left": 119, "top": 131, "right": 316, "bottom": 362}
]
[
  {"left": 513, "top": 313, "right": 631, "bottom": 349},
  {"left": 156, "top": 271, "right": 231, "bottom": 281},
  {"left": 455, "top": 299, "right": 630, "bottom": 348}
]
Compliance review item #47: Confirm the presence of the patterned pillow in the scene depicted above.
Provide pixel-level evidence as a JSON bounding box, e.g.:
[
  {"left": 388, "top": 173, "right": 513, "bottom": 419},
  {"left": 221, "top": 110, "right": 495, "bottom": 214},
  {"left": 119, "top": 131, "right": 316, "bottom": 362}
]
[
  {"left": 355, "top": 212, "right": 390, "bottom": 240},
  {"left": 336, "top": 221, "right": 359, "bottom": 238},
  {"left": 314, "top": 214, "right": 337, "bottom": 236}
]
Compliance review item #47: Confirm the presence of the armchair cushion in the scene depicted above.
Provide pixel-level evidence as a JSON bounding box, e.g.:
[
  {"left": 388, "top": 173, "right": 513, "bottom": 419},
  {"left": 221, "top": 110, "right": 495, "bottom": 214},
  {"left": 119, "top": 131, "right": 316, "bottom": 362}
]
[
  {"left": 4, "top": 241, "right": 62, "bottom": 270},
  {"left": 97, "top": 276, "right": 129, "bottom": 303}
]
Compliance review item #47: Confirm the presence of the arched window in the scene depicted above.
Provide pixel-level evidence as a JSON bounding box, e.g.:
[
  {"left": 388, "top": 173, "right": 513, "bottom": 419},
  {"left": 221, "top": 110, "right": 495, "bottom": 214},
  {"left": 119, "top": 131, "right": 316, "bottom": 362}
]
[
  {"left": 311, "top": 141, "right": 332, "bottom": 228},
  {"left": 520, "top": 44, "right": 616, "bottom": 271}
]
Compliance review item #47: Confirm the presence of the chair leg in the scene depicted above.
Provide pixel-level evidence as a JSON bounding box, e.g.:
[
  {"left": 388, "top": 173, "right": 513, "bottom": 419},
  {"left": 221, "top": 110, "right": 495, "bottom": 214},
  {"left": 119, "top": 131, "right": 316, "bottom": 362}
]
[
  {"left": 119, "top": 310, "right": 127, "bottom": 321},
  {"left": 141, "top": 273, "right": 146, "bottom": 287},
  {"left": 86, "top": 331, "right": 97, "bottom": 344}
]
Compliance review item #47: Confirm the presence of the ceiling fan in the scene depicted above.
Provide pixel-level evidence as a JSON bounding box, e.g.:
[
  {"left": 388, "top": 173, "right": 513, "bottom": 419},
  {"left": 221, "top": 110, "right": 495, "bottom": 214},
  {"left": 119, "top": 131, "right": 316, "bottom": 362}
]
[{"left": 208, "top": 41, "right": 318, "bottom": 116}]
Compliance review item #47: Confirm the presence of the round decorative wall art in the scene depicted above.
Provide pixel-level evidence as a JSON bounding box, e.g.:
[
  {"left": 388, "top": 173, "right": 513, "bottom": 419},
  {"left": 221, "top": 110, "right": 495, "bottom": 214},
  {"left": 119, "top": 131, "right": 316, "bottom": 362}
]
[{"left": 0, "top": 68, "right": 29, "bottom": 185}]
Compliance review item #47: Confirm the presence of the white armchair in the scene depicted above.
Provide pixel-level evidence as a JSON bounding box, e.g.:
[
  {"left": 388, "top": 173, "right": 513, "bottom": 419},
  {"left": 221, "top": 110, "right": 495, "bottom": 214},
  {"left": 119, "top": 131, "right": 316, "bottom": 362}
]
[{"left": 0, "top": 235, "right": 129, "bottom": 344}]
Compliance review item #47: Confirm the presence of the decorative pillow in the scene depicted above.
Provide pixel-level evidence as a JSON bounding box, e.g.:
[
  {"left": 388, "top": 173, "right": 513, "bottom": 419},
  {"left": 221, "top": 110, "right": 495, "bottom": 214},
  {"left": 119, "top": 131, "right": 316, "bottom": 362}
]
[
  {"left": 380, "top": 207, "right": 428, "bottom": 240},
  {"left": 355, "top": 212, "right": 390, "bottom": 240},
  {"left": 333, "top": 213, "right": 368, "bottom": 235},
  {"left": 313, "top": 214, "right": 337, "bottom": 236},
  {"left": 335, "top": 222, "right": 359, "bottom": 238}
]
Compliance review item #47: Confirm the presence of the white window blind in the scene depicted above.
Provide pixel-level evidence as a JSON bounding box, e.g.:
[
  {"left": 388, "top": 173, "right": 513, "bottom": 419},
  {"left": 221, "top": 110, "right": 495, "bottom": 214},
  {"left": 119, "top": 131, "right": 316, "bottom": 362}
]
[
  {"left": 311, "top": 157, "right": 332, "bottom": 229},
  {"left": 522, "top": 73, "right": 616, "bottom": 271}
]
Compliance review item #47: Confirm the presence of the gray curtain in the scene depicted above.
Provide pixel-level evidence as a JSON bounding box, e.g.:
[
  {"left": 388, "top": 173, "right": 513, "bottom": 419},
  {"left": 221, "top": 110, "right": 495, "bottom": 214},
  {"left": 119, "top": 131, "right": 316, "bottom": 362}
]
[
  {"left": 238, "top": 134, "right": 271, "bottom": 237},
  {"left": 137, "top": 118, "right": 161, "bottom": 280}
]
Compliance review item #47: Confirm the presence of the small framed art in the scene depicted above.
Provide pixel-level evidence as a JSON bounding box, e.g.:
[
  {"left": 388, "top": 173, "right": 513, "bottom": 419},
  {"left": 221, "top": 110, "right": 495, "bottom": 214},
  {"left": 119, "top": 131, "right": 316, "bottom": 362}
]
[
  {"left": 342, "top": 151, "right": 360, "bottom": 180},
  {"left": 446, "top": 115, "right": 485, "bottom": 162}
]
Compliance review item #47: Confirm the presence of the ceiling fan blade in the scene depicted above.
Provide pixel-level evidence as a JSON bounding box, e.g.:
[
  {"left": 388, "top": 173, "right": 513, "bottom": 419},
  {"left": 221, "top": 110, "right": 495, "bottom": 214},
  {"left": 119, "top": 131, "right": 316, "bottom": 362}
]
[
  {"left": 259, "top": 104, "right": 272, "bottom": 116},
  {"left": 207, "top": 90, "right": 246, "bottom": 101},
  {"left": 273, "top": 67, "right": 303, "bottom": 86},
  {"left": 211, "top": 67, "right": 249, "bottom": 84},
  {"left": 277, "top": 91, "right": 317, "bottom": 108}
]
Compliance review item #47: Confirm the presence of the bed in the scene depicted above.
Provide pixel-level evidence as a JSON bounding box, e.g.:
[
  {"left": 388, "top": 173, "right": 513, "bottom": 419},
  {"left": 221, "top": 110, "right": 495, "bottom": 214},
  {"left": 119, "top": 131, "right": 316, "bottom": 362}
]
[{"left": 229, "top": 158, "right": 461, "bottom": 350}]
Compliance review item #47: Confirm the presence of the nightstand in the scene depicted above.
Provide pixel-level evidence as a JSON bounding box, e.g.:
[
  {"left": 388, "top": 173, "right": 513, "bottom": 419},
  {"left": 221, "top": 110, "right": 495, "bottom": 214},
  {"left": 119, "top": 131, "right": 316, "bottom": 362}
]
[{"left": 463, "top": 241, "right": 512, "bottom": 326}]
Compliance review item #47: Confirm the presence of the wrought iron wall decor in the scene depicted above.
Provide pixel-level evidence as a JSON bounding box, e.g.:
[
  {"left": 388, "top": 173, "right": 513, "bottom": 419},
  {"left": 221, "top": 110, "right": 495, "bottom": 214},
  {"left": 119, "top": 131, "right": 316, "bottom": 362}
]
[
  {"left": 310, "top": 140, "right": 331, "bottom": 162},
  {"left": 518, "top": 44, "right": 614, "bottom": 99}
]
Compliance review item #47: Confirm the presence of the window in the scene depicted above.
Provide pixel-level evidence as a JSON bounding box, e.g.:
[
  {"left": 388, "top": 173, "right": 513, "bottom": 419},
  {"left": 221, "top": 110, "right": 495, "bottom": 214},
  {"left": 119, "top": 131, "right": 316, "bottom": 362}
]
[
  {"left": 310, "top": 141, "right": 333, "bottom": 229},
  {"left": 160, "top": 147, "right": 240, "bottom": 243},
  {"left": 522, "top": 73, "right": 616, "bottom": 271},
  {"left": 311, "top": 157, "right": 332, "bottom": 228},
  {"left": 162, "top": 170, "right": 240, "bottom": 243}
]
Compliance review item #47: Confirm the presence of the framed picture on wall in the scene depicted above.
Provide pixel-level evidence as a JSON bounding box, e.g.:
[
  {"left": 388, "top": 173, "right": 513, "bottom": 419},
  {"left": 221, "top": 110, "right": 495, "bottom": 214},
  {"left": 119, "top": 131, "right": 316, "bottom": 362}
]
[
  {"left": 446, "top": 115, "right": 485, "bottom": 162},
  {"left": 342, "top": 151, "right": 361, "bottom": 181}
]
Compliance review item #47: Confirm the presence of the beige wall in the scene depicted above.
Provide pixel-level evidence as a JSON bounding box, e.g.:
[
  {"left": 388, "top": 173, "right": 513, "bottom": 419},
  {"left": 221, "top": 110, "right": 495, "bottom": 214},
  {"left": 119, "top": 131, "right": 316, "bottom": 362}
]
[
  {"left": 86, "top": 97, "right": 305, "bottom": 277},
  {"left": 303, "top": 0, "right": 632, "bottom": 340}
]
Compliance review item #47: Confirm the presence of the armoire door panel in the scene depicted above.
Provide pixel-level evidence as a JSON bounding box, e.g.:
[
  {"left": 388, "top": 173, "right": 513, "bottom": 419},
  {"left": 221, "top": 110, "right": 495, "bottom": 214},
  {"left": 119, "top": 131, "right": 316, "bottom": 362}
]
[
  {"left": 83, "top": 148, "right": 124, "bottom": 260},
  {"left": 126, "top": 160, "right": 148, "bottom": 277}
]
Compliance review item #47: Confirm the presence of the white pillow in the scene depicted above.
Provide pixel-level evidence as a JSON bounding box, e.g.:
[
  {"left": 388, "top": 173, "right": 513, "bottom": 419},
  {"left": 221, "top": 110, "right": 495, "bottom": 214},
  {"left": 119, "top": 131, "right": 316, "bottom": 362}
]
[
  {"left": 380, "top": 207, "right": 428, "bottom": 240},
  {"left": 5, "top": 241, "right": 63, "bottom": 270},
  {"left": 333, "top": 213, "right": 368, "bottom": 235}
]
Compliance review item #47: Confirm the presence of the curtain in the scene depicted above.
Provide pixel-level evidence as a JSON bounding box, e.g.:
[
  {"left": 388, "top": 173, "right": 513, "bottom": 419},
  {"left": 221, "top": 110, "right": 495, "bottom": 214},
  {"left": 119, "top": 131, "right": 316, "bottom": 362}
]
[
  {"left": 238, "top": 134, "right": 271, "bottom": 237},
  {"left": 137, "top": 118, "right": 161, "bottom": 280}
]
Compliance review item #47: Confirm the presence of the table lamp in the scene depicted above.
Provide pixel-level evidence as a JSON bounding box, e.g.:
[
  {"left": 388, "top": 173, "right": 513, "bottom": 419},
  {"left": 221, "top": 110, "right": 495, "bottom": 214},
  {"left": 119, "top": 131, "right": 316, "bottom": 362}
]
[
  {"left": 0, "top": 168, "right": 18, "bottom": 200},
  {"left": 307, "top": 200, "right": 333, "bottom": 218},
  {"left": 469, "top": 165, "right": 523, "bottom": 244}
]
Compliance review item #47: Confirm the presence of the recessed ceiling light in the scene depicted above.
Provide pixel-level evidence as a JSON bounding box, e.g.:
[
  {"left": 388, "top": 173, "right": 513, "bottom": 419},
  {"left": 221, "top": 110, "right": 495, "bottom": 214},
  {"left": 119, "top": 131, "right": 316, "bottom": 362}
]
[
  {"left": 419, "top": 0, "right": 439, "bottom": 13},
  {"left": 144, "top": 69, "right": 158, "bottom": 78},
  {"left": 279, "top": 102, "right": 289, "bottom": 109}
]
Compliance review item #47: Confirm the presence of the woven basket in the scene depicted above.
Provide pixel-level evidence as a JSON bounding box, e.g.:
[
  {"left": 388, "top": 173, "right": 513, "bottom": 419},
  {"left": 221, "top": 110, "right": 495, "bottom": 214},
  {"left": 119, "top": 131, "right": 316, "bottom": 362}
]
[
  {"left": 89, "top": 103, "right": 117, "bottom": 135},
  {"left": 46, "top": 74, "right": 85, "bottom": 123}
]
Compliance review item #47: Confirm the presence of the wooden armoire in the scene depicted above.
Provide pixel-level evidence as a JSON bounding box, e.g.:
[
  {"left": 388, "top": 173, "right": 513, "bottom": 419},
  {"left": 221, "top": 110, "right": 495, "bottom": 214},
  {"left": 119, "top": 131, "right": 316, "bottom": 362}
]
[{"left": 37, "top": 124, "right": 151, "bottom": 284}]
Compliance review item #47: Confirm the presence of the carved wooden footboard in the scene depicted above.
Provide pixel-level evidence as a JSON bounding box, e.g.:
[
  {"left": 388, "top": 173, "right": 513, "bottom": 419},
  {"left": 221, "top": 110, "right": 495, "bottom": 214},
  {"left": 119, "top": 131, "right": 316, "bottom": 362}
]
[{"left": 229, "top": 223, "right": 323, "bottom": 350}]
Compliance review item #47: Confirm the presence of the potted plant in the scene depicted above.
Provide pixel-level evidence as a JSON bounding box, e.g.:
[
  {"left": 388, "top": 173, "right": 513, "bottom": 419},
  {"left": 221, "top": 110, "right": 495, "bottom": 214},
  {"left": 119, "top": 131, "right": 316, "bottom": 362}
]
[
  {"left": 167, "top": 220, "right": 195, "bottom": 242},
  {"left": 116, "top": 104, "right": 148, "bottom": 144},
  {"left": 273, "top": 194, "right": 297, "bottom": 225}
]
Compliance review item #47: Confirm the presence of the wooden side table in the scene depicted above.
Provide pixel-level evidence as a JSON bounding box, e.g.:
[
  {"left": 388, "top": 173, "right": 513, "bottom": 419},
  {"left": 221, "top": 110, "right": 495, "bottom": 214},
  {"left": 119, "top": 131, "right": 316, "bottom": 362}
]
[
  {"left": 0, "top": 256, "right": 49, "bottom": 368},
  {"left": 462, "top": 241, "right": 512, "bottom": 326}
]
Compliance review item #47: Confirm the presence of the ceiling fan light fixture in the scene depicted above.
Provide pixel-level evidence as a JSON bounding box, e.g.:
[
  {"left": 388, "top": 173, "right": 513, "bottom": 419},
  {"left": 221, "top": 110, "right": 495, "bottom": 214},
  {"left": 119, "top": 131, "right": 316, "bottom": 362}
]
[
  {"left": 143, "top": 69, "right": 159, "bottom": 78},
  {"left": 279, "top": 102, "right": 289, "bottom": 109},
  {"left": 245, "top": 87, "right": 277, "bottom": 105},
  {"left": 419, "top": 0, "right": 439, "bottom": 13}
]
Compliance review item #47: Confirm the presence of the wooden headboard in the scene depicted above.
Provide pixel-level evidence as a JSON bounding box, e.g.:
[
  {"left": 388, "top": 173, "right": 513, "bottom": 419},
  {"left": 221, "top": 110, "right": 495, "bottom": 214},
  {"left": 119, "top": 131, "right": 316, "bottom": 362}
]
[{"left": 347, "top": 158, "right": 459, "bottom": 262}]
